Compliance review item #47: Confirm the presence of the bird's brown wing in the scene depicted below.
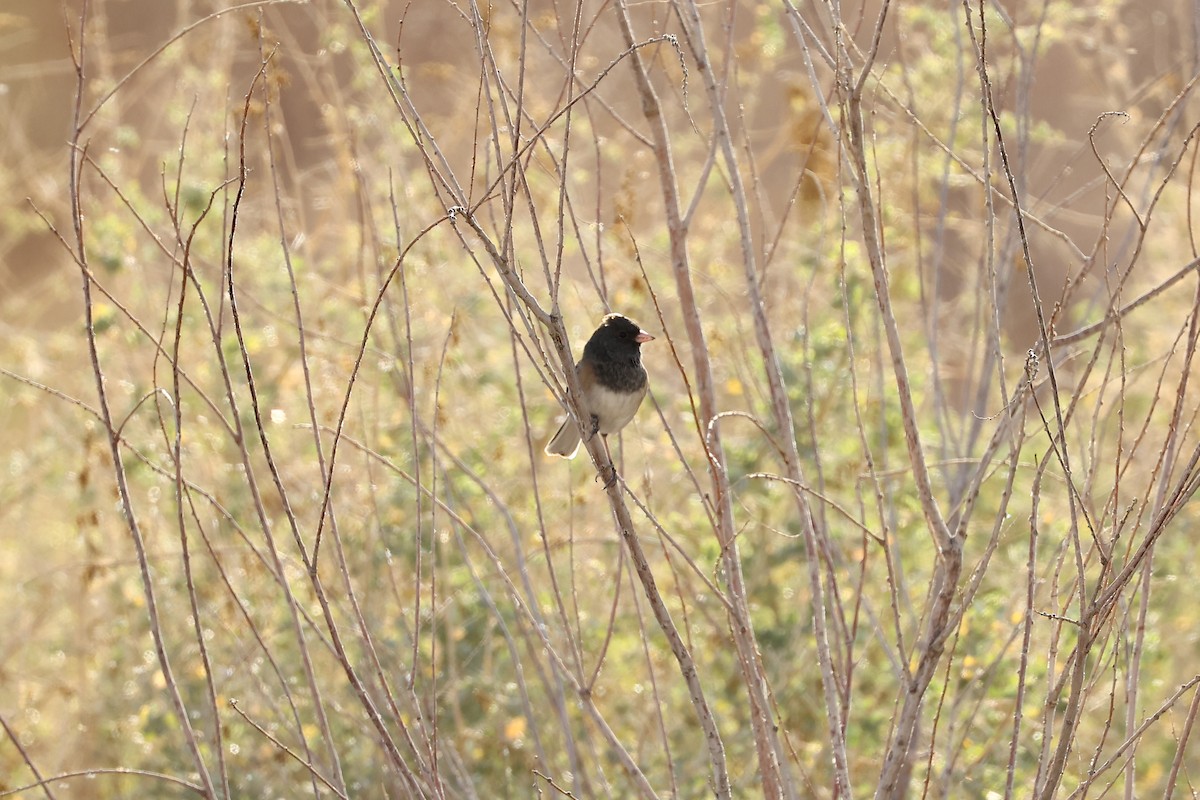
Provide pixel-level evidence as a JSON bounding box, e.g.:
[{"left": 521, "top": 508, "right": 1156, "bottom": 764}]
[{"left": 576, "top": 357, "right": 597, "bottom": 394}]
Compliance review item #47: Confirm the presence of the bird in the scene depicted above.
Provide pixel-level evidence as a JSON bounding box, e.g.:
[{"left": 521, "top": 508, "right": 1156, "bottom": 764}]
[{"left": 545, "top": 313, "right": 655, "bottom": 459}]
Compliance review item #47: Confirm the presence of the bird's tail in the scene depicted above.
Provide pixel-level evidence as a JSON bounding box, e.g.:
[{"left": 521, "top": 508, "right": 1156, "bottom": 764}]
[{"left": 545, "top": 418, "right": 581, "bottom": 458}]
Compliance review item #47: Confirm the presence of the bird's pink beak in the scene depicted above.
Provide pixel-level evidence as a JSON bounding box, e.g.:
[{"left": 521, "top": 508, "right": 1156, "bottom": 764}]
[{"left": 636, "top": 331, "right": 655, "bottom": 343}]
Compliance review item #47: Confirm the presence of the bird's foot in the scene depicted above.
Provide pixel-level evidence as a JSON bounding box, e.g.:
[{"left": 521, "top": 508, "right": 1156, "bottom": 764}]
[
  {"left": 593, "top": 433, "right": 618, "bottom": 488},
  {"left": 596, "top": 463, "right": 620, "bottom": 490},
  {"left": 585, "top": 413, "right": 600, "bottom": 442}
]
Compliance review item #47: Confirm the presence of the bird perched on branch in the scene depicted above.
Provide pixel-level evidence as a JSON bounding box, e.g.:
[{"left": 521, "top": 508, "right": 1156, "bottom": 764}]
[{"left": 545, "top": 313, "right": 654, "bottom": 459}]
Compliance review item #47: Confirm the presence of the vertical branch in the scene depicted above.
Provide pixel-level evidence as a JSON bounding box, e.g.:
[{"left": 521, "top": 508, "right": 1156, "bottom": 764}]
[
  {"left": 65, "top": 4, "right": 217, "bottom": 798},
  {"left": 606, "top": 2, "right": 764, "bottom": 796},
  {"left": 226, "top": 51, "right": 435, "bottom": 795},
  {"left": 839, "top": 0, "right": 953, "bottom": 556},
  {"left": 959, "top": 2, "right": 1093, "bottom": 796},
  {"left": 171, "top": 166, "right": 234, "bottom": 800},
  {"left": 669, "top": 0, "right": 847, "bottom": 794},
  {"left": 821, "top": 1, "right": 962, "bottom": 795}
]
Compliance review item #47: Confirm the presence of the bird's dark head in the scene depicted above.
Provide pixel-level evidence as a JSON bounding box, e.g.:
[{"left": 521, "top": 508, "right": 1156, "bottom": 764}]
[
  {"left": 598, "top": 313, "right": 654, "bottom": 344},
  {"left": 584, "top": 313, "right": 655, "bottom": 362}
]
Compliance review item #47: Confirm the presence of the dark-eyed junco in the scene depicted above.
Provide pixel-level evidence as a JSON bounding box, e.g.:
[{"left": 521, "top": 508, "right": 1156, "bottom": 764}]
[{"left": 545, "top": 313, "right": 655, "bottom": 459}]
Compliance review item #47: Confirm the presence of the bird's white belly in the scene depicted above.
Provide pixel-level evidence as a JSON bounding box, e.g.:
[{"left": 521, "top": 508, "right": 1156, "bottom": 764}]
[{"left": 589, "top": 383, "right": 647, "bottom": 434}]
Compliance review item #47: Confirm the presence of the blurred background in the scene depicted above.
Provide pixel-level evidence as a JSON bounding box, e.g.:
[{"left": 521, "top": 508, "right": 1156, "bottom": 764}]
[{"left": 4, "top": 0, "right": 1200, "bottom": 797}]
